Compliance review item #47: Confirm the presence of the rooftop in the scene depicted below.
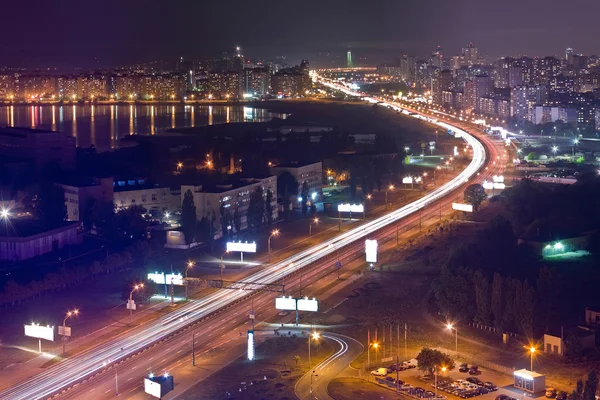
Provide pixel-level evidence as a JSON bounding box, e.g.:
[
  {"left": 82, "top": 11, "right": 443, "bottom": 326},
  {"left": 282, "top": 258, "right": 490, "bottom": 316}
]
[
  {"left": 0, "top": 219, "right": 78, "bottom": 238},
  {"left": 513, "top": 369, "right": 544, "bottom": 379},
  {"left": 270, "top": 161, "right": 321, "bottom": 169}
]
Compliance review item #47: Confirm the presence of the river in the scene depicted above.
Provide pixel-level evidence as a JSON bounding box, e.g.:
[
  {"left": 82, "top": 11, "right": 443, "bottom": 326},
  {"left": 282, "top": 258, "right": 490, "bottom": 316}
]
[{"left": 0, "top": 104, "right": 286, "bottom": 152}]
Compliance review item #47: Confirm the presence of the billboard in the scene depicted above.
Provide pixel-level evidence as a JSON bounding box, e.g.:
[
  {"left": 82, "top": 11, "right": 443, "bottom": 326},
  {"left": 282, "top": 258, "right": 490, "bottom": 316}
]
[
  {"left": 144, "top": 375, "right": 174, "bottom": 399},
  {"left": 24, "top": 324, "right": 54, "bottom": 341},
  {"left": 365, "top": 239, "right": 378, "bottom": 263},
  {"left": 482, "top": 181, "right": 494, "bottom": 190},
  {"left": 452, "top": 203, "right": 473, "bottom": 212},
  {"left": 275, "top": 296, "right": 297, "bottom": 311},
  {"left": 227, "top": 241, "right": 257, "bottom": 253},
  {"left": 483, "top": 181, "right": 505, "bottom": 190},
  {"left": 58, "top": 326, "right": 72, "bottom": 337},
  {"left": 147, "top": 272, "right": 184, "bottom": 285},
  {"left": 492, "top": 175, "right": 504, "bottom": 183},
  {"left": 248, "top": 330, "right": 255, "bottom": 361},
  {"left": 402, "top": 177, "right": 413, "bottom": 184},
  {"left": 337, "top": 204, "right": 364, "bottom": 213},
  {"left": 144, "top": 379, "right": 162, "bottom": 399},
  {"left": 297, "top": 297, "right": 319, "bottom": 312},
  {"left": 494, "top": 183, "right": 506, "bottom": 190}
]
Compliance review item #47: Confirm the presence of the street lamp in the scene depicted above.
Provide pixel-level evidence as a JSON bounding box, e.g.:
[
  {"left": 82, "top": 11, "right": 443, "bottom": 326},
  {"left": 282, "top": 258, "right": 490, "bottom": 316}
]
[
  {"left": 308, "top": 331, "right": 320, "bottom": 368},
  {"left": 309, "top": 218, "right": 319, "bottom": 237},
  {"left": 434, "top": 365, "right": 447, "bottom": 397},
  {"left": 129, "top": 284, "right": 144, "bottom": 325},
  {"left": 185, "top": 260, "right": 195, "bottom": 300},
  {"left": 552, "top": 146, "right": 558, "bottom": 156},
  {"left": 268, "top": 230, "right": 279, "bottom": 262},
  {"left": 177, "top": 162, "right": 183, "bottom": 172},
  {"left": 385, "top": 185, "right": 394, "bottom": 209},
  {"left": 62, "top": 308, "right": 79, "bottom": 356},
  {"left": 529, "top": 346, "right": 536, "bottom": 371},
  {"left": 446, "top": 323, "right": 458, "bottom": 354},
  {"left": 220, "top": 250, "right": 229, "bottom": 281},
  {"left": 0, "top": 209, "right": 9, "bottom": 219}
]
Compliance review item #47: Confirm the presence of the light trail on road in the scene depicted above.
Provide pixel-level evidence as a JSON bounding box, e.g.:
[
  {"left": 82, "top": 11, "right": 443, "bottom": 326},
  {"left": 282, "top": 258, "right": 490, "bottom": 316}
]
[{"left": 0, "top": 78, "right": 489, "bottom": 400}]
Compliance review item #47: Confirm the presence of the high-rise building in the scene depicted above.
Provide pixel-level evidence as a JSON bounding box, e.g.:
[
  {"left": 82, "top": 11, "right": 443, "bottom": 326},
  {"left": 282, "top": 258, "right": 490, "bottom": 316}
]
[
  {"left": 347, "top": 51, "right": 353, "bottom": 68},
  {"left": 462, "top": 42, "right": 479, "bottom": 67},
  {"left": 432, "top": 69, "right": 453, "bottom": 105},
  {"left": 465, "top": 75, "right": 493, "bottom": 112},
  {"left": 510, "top": 85, "right": 549, "bottom": 119},
  {"left": 244, "top": 67, "right": 270, "bottom": 96},
  {"left": 566, "top": 48, "right": 574, "bottom": 65},
  {"left": 400, "top": 55, "right": 416, "bottom": 82},
  {"left": 431, "top": 46, "right": 444, "bottom": 69}
]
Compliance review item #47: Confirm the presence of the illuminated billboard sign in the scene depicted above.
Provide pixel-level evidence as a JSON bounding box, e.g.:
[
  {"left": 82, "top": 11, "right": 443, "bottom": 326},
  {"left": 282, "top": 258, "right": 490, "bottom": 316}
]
[
  {"left": 337, "top": 204, "right": 364, "bottom": 213},
  {"left": 147, "top": 272, "right": 185, "bottom": 286},
  {"left": 227, "top": 241, "right": 257, "bottom": 253},
  {"left": 402, "top": 177, "right": 413, "bottom": 184},
  {"left": 483, "top": 181, "right": 505, "bottom": 190},
  {"left": 144, "top": 379, "right": 162, "bottom": 398},
  {"left": 452, "top": 203, "right": 473, "bottom": 212},
  {"left": 494, "top": 183, "right": 506, "bottom": 189},
  {"left": 248, "top": 330, "right": 255, "bottom": 360},
  {"left": 365, "top": 239, "right": 378, "bottom": 263},
  {"left": 492, "top": 175, "right": 504, "bottom": 183},
  {"left": 297, "top": 297, "right": 319, "bottom": 312},
  {"left": 24, "top": 323, "right": 54, "bottom": 341},
  {"left": 275, "top": 296, "right": 297, "bottom": 311}
]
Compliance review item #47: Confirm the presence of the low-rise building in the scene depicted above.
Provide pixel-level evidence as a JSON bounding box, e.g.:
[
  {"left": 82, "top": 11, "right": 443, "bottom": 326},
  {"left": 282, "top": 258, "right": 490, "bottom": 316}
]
[
  {"left": 182, "top": 175, "right": 277, "bottom": 237},
  {"left": 543, "top": 326, "right": 595, "bottom": 356},
  {"left": 113, "top": 178, "right": 172, "bottom": 216},
  {"left": 0, "top": 220, "right": 83, "bottom": 261},
  {"left": 57, "top": 177, "right": 114, "bottom": 222},
  {"left": 585, "top": 307, "right": 600, "bottom": 326},
  {"left": 270, "top": 161, "right": 323, "bottom": 202}
]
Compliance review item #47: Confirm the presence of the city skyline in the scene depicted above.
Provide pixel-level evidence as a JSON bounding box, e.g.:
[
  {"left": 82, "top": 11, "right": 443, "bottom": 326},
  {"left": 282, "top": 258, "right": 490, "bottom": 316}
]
[{"left": 3, "top": 0, "right": 600, "bottom": 69}]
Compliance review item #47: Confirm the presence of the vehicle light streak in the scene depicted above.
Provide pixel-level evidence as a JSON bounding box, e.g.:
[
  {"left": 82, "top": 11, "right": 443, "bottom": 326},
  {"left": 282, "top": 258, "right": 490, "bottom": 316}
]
[{"left": 0, "top": 76, "right": 487, "bottom": 400}]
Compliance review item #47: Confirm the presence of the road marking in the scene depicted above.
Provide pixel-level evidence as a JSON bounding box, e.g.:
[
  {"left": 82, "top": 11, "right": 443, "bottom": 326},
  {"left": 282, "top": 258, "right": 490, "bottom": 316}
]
[
  {"left": 89, "top": 388, "right": 95, "bottom": 392},
  {"left": 162, "top": 358, "right": 167, "bottom": 362},
  {"left": 127, "top": 377, "right": 132, "bottom": 381},
  {"left": 105, "top": 389, "right": 111, "bottom": 394}
]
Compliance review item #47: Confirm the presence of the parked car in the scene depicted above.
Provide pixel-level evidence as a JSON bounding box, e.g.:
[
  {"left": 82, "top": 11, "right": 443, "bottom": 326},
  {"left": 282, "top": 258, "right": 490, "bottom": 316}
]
[
  {"left": 371, "top": 368, "right": 388, "bottom": 377},
  {"left": 403, "top": 358, "right": 419, "bottom": 369},
  {"left": 556, "top": 391, "right": 568, "bottom": 400},
  {"left": 496, "top": 395, "right": 510, "bottom": 400},
  {"left": 467, "top": 377, "right": 483, "bottom": 385},
  {"left": 484, "top": 382, "right": 498, "bottom": 391},
  {"left": 459, "top": 363, "right": 470, "bottom": 372},
  {"left": 425, "top": 391, "right": 436, "bottom": 398},
  {"left": 546, "top": 388, "right": 557, "bottom": 398},
  {"left": 468, "top": 366, "right": 482, "bottom": 375},
  {"left": 401, "top": 383, "right": 414, "bottom": 391}
]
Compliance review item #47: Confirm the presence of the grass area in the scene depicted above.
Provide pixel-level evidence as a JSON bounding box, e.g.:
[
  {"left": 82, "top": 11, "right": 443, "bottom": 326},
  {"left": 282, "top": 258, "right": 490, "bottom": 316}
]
[
  {"left": 328, "top": 377, "right": 403, "bottom": 400},
  {"left": 179, "top": 335, "right": 334, "bottom": 399}
]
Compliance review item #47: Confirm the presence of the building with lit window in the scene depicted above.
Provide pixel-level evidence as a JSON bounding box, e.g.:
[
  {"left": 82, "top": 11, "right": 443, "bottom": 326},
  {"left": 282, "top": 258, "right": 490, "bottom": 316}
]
[
  {"left": 113, "top": 178, "right": 172, "bottom": 215},
  {"left": 270, "top": 161, "right": 322, "bottom": 202},
  {"left": 511, "top": 85, "right": 549, "bottom": 119},
  {"left": 57, "top": 177, "right": 114, "bottom": 222},
  {"left": 181, "top": 175, "right": 277, "bottom": 237}
]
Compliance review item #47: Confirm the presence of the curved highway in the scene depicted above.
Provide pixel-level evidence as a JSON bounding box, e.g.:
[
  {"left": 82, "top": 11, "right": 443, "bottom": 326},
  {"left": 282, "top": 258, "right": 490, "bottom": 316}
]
[{"left": 0, "top": 79, "right": 490, "bottom": 400}]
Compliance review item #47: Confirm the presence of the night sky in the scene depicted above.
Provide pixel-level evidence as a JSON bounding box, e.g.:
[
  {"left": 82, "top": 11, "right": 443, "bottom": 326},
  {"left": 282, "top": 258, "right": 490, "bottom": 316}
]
[{"left": 3, "top": 0, "right": 600, "bottom": 69}]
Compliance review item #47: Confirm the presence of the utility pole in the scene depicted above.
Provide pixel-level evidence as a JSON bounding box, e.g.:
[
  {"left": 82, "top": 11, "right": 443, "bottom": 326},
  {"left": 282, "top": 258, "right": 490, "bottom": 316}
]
[{"left": 192, "top": 329, "right": 196, "bottom": 366}]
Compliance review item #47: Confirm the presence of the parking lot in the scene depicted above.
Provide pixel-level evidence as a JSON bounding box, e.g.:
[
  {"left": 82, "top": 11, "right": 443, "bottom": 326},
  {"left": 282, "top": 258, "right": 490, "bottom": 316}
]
[{"left": 371, "top": 361, "right": 548, "bottom": 400}]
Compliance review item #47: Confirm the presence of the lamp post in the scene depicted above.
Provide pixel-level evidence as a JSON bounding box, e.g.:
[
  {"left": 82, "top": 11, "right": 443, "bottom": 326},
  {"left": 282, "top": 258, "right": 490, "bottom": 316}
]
[
  {"left": 220, "top": 250, "right": 229, "bottom": 281},
  {"left": 185, "top": 261, "right": 194, "bottom": 300},
  {"left": 372, "top": 342, "right": 379, "bottom": 364},
  {"left": 310, "top": 370, "right": 318, "bottom": 400},
  {"left": 446, "top": 323, "right": 458, "bottom": 355},
  {"left": 434, "top": 366, "right": 446, "bottom": 397},
  {"left": 129, "top": 284, "right": 144, "bottom": 325},
  {"left": 385, "top": 185, "right": 395, "bottom": 209},
  {"left": 308, "top": 331, "right": 320, "bottom": 368},
  {"left": 529, "top": 346, "right": 536, "bottom": 371},
  {"left": 62, "top": 308, "right": 79, "bottom": 356},
  {"left": 268, "top": 230, "right": 279, "bottom": 262},
  {"left": 309, "top": 218, "right": 319, "bottom": 237}
]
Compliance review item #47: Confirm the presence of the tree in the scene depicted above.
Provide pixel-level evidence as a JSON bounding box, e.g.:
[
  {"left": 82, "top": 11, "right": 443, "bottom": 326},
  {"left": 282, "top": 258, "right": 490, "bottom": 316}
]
[
  {"left": 463, "top": 183, "right": 487, "bottom": 213},
  {"left": 301, "top": 181, "right": 309, "bottom": 216},
  {"left": 233, "top": 205, "right": 242, "bottom": 233},
  {"left": 110, "top": 205, "right": 148, "bottom": 242},
  {"left": 277, "top": 172, "right": 299, "bottom": 215},
  {"left": 527, "top": 152, "right": 540, "bottom": 161},
  {"left": 90, "top": 201, "right": 115, "bottom": 236},
  {"left": 416, "top": 348, "right": 455, "bottom": 376},
  {"left": 265, "top": 190, "right": 274, "bottom": 226},
  {"left": 310, "top": 203, "right": 317, "bottom": 219},
  {"left": 35, "top": 181, "right": 67, "bottom": 228},
  {"left": 569, "top": 380, "right": 584, "bottom": 400},
  {"left": 583, "top": 371, "right": 598, "bottom": 400},
  {"left": 181, "top": 190, "right": 196, "bottom": 244},
  {"left": 473, "top": 271, "right": 491, "bottom": 325},
  {"left": 248, "top": 186, "right": 264, "bottom": 230},
  {"left": 490, "top": 273, "right": 504, "bottom": 330},
  {"left": 219, "top": 199, "right": 230, "bottom": 238}
]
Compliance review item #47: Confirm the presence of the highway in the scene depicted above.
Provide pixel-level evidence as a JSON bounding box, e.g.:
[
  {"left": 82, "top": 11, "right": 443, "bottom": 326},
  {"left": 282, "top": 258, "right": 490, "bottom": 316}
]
[{"left": 0, "top": 79, "right": 494, "bottom": 400}]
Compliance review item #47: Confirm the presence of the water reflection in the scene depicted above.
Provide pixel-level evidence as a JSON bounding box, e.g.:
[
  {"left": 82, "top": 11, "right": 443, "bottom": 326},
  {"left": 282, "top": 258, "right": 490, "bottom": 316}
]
[{"left": 0, "top": 104, "right": 286, "bottom": 152}]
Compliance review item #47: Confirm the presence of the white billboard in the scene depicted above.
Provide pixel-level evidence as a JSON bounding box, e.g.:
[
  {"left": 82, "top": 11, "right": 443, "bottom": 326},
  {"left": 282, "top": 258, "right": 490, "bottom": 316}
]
[
  {"left": 365, "top": 239, "right": 378, "bottom": 263},
  {"left": 227, "top": 241, "right": 257, "bottom": 253},
  {"left": 297, "top": 297, "right": 319, "bottom": 312},
  {"left": 144, "top": 378, "right": 162, "bottom": 398},
  {"left": 494, "top": 182, "right": 506, "bottom": 189},
  {"left": 337, "top": 204, "right": 364, "bottom": 213},
  {"left": 147, "top": 272, "right": 184, "bottom": 285},
  {"left": 247, "top": 330, "right": 255, "bottom": 361},
  {"left": 492, "top": 175, "right": 504, "bottom": 183},
  {"left": 275, "top": 296, "right": 297, "bottom": 310},
  {"left": 482, "top": 181, "right": 494, "bottom": 190},
  {"left": 25, "top": 324, "right": 54, "bottom": 341},
  {"left": 402, "top": 177, "right": 413, "bottom": 184},
  {"left": 452, "top": 203, "right": 473, "bottom": 212}
]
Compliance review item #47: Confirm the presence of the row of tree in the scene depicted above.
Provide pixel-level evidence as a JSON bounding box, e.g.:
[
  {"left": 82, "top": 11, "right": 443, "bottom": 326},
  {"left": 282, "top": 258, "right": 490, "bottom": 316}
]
[{"left": 0, "top": 241, "right": 152, "bottom": 307}]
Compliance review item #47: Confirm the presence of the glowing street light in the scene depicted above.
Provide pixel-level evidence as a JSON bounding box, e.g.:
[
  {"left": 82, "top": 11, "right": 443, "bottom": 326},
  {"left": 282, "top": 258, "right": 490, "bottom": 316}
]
[
  {"left": 62, "top": 308, "right": 79, "bottom": 356},
  {"left": 268, "top": 230, "right": 279, "bottom": 262},
  {"left": 176, "top": 162, "right": 183, "bottom": 172},
  {"left": 309, "top": 218, "right": 319, "bottom": 237},
  {"left": 185, "top": 261, "right": 195, "bottom": 300},
  {"left": 446, "top": 323, "right": 458, "bottom": 354},
  {"left": 385, "top": 185, "right": 394, "bottom": 209},
  {"left": 129, "top": 284, "right": 144, "bottom": 325},
  {"left": 308, "top": 331, "right": 320, "bottom": 368},
  {"left": 0, "top": 209, "right": 9, "bottom": 219},
  {"left": 552, "top": 146, "right": 558, "bottom": 156},
  {"left": 529, "top": 346, "right": 536, "bottom": 371}
]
